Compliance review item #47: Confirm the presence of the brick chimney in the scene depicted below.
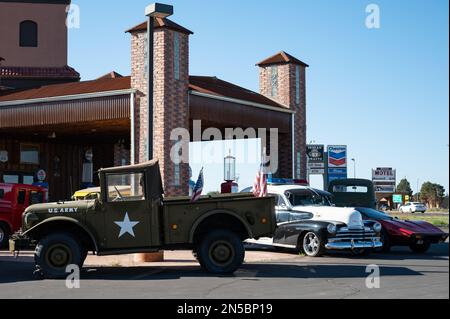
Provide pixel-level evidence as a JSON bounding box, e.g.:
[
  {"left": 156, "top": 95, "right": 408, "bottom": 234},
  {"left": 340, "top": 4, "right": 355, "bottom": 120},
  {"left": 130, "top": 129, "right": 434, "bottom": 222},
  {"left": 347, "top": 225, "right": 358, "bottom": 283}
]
[
  {"left": 257, "top": 51, "right": 309, "bottom": 179},
  {"left": 127, "top": 18, "right": 193, "bottom": 196}
]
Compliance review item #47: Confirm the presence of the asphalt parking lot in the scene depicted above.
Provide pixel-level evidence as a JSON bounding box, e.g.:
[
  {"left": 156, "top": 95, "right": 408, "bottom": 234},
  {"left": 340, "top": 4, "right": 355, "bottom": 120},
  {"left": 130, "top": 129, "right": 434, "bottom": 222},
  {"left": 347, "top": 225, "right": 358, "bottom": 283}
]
[{"left": 0, "top": 242, "right": 448, "bottom": 299}]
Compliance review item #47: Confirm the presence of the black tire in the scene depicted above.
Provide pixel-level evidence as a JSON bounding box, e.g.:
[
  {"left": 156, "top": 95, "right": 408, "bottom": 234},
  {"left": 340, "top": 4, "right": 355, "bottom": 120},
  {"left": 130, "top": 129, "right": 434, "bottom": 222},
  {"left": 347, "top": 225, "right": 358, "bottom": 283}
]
[
  {"left": 409, "top": 241, "right": 431, "bottom": 253},
  {"left": 196, "top": 230, "right": 245, "bottom": 274},
  {"left": 0, "top": 223, "right": 10, "bottom": 248},
  {"left": 300, "top": 231, "right": 325, "bottom": 257},
  {"left": 378, "top": 229, "right": 391, "bottom": 253},
  {"left": 34, "top": 232, "right": 84, "bottom": 279}
]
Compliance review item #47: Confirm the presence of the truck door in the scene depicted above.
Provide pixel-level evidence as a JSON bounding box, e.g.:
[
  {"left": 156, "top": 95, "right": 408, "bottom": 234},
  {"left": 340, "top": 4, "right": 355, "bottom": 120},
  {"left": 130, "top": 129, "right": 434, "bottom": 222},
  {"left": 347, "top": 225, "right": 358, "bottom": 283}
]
[{"left": 101, "top": 172, "right": 153, "bottom": 250}]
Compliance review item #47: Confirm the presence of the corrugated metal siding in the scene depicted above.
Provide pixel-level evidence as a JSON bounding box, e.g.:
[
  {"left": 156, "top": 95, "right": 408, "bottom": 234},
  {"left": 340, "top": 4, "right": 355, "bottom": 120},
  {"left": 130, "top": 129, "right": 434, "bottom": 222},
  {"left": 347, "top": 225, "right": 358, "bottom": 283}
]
[{"left": 0, "top": 95, "right": 130, "bottom": 128}]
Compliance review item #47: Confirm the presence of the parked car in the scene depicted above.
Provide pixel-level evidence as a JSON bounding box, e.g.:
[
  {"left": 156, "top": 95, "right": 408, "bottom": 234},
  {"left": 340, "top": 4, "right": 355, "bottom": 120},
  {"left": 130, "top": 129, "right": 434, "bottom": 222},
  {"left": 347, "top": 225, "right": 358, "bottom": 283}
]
[
  {"left": 355, "top": 207, "right": 448, "bottom": 253},
  {"left": 72, "top": 186, "right": 132, "bottom": 201},
  {"left": 328, "top": 179, "right": 377, "bottom": 209},
  {"left": 0, "top": 183, "right": 47, "bottom": 247},
  {"left": 399, "top": 202, "right": 427, "bottom": 214},
  {"left": 10, "top": 161, "right": 276, "bottom": 278},
  {"left": 244, "top": 183, "right": 382, "bottom": 257}
]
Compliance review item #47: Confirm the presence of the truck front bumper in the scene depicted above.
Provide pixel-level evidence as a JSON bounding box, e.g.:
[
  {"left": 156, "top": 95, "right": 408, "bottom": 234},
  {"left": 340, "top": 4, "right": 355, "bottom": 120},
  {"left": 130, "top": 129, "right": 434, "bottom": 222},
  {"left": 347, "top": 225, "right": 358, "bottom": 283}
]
[
  {"left": 9, "top": 234, "right": 32, "bottom": 254},
  {"left": 325, "top": 238, "right": 383, "bottom": 250}
]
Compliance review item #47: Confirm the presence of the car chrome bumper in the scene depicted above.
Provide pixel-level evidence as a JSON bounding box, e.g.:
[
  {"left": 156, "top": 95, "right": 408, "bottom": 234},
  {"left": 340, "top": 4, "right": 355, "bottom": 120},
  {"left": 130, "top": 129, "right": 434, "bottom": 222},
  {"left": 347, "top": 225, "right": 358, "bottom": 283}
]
[{"left": 325, "top": 238, "right": 383, "bottom": 250}]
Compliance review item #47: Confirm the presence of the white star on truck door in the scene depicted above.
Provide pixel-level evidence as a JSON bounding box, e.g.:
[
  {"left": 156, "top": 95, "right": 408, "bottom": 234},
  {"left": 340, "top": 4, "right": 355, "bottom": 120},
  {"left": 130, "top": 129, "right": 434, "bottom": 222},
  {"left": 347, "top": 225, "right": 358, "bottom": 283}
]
[{"left": 114, "top": 213, "right": 139, "bottom": 238}]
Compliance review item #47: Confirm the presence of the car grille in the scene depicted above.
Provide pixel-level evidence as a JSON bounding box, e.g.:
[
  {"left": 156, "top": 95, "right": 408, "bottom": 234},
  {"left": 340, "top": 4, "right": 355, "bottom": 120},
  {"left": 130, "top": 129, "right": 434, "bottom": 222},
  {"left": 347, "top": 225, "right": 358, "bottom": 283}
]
[{"left": 329, "top": 227, "right": 378, "bottom": 242}]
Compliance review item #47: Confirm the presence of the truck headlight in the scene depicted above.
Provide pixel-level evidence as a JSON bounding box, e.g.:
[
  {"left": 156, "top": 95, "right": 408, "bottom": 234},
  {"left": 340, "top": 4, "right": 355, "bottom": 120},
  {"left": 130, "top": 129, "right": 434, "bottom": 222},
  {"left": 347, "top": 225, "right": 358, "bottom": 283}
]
[
  {"left": 373, "top": 222, "right": 382, "bottom": 233},
  {"left": 24, "top": 212, "right": 39, "bottom": 228},
  {"left": 327, "top": 224, "right": 337, "bottom": 234}
]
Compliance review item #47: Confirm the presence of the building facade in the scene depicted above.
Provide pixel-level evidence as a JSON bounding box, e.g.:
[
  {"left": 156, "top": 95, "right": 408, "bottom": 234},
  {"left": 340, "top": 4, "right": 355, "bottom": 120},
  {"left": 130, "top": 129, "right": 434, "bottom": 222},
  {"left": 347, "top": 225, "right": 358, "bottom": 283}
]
[{"left": 0, "top": 0, "right": 309, "bottom": 200}]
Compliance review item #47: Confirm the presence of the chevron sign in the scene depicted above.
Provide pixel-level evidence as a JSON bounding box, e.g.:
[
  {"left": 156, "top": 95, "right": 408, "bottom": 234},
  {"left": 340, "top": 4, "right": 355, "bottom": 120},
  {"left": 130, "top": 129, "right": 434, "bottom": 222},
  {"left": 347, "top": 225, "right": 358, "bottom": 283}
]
[{"left": 328, "top": 145, "right": 347, "bottom": 168}]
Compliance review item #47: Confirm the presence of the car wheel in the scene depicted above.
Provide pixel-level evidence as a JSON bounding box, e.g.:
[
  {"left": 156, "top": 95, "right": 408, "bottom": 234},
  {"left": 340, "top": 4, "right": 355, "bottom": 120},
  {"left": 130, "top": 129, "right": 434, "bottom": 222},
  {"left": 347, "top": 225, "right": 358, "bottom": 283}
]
[
  {"left": 0, "top": 224, "right": 10, "bottom": 248},
  {"left": 301, "top": 232, "right": 325, "bottom": 257},
  {"left": 34, "top": 232, "right": 84, "bottom": 279},
  {"left": 409, "top": 241, "right": 431, "bottom": 253},
  {"left": 197, "top": 230, "right": 245, "bottom": 274},
  {"left": 378, "top": 229, "right": 391, "bottom": 253}
]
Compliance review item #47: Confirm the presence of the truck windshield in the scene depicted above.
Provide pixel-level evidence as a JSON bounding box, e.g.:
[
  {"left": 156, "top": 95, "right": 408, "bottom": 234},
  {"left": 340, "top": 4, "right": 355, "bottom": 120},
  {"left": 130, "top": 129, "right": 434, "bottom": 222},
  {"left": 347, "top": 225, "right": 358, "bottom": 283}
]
[
  {"left": 106, "top": 172, "right": 144, "bottom": 202},
  {"left": 285, "top": 189, "right": 332, "bottom": 207}
]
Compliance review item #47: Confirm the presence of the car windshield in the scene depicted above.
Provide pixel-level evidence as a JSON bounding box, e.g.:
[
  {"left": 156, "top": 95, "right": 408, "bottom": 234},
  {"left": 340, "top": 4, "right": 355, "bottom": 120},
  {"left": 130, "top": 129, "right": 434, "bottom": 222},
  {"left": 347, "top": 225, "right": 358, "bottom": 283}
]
[
  {"left": 285, "top": 189, "right": 332, "bottom": 207},
  {"left": 357, "top": 207, "right": 393, "bottom": 221}
]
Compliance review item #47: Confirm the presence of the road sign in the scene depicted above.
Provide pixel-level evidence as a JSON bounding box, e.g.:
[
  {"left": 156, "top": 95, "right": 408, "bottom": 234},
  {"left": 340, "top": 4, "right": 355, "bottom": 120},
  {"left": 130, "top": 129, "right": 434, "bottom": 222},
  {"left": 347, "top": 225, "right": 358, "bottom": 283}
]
[
  {"left": 393, "top": 194, "right": 403, "bottom": 204},
  {"left": 328, "top": 145, "right": 347, "bottom": 168},
  {"left": 307, "top": 145, "right": 325, "bottom": 170},
  {"left": 372, "top": 168, "right": 396, "bottom": 181}
]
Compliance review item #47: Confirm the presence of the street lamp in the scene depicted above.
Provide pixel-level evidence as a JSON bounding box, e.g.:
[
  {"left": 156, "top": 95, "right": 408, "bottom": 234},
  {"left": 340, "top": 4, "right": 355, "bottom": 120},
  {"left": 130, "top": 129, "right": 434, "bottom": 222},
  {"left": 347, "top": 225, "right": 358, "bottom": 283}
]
[
  {"left": 351, "top": 158, "right": 356, "bottom": 178},
  {"left": 145, "top": 3, "right": 173, "bottom": 161}
]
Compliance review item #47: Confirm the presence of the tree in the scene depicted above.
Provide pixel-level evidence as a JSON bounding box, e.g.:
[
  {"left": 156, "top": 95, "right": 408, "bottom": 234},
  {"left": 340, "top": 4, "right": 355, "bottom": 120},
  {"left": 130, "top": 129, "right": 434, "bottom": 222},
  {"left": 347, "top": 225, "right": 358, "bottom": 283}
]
[
  {"left": 420, "top": 182, "right": 446, "bottom": 208},
  {"left": 396, "top": 178, "right": 413, "bottom": 196}
]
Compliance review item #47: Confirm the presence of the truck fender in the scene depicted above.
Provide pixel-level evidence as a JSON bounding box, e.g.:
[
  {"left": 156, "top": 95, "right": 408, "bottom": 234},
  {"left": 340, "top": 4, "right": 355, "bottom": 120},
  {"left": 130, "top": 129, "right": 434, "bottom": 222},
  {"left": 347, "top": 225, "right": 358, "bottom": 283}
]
[
  {"left": 24, "top": 216, "right": 99, "bottom": 252},
  {"left": 189, "top": 210, "right": 253, "bottom": 243}
]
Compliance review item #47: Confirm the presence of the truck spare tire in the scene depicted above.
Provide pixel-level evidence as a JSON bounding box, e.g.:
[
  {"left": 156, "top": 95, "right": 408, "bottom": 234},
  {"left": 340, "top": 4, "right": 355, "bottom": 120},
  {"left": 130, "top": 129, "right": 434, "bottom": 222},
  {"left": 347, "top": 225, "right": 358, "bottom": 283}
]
[
  {"left": 196, "top": 229, "right": 245, "bottom": 274},
  {"left": 34, "top": 232, "right": 84, "bottom": 279}
]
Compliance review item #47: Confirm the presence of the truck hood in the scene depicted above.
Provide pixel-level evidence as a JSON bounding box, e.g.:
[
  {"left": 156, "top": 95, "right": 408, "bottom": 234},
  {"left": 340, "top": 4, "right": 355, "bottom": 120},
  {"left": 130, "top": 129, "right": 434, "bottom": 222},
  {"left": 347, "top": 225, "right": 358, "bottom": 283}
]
[
  {"left": 292, "top": 205, "right": 364, "bottom": 228},
  {"left": 25, "top": 200, "right": 95, "bottom": 215}
]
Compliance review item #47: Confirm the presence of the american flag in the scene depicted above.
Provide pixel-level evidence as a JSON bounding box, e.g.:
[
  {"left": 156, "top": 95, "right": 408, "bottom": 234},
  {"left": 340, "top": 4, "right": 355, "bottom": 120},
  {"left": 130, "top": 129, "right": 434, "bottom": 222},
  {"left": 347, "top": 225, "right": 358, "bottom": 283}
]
[
  {"left": 253, "top": 164, "right": 268, "bottom": 198},
  {"left": 191, "top": 168, "right": 204, "bottom": 202}
]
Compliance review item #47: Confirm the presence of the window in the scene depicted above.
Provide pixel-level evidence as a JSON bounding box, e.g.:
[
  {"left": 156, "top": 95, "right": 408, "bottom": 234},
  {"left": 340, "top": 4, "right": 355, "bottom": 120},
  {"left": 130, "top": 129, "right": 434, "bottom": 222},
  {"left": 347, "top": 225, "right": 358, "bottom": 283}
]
[
  {"left": 173, "top": 32, "right": 180, "bottom": 80},
  {"left": 332, "top": 186, "right": 368, "bottom": 193},
  {"left": 20, "top": 20, "right": 38, "bottom": 47},
  {"left": 270, "top": 194, "right": 287, "bottom": 208},
  {"left": 29, "top": 191, "right": 44, "bottom": 205},
  {"left": 285, "top": 189, "right": 332, "bottom": 207},
  {"left": 106, "top": 172, "right": 145, "bottom": 202},
  {"left": 270, "top": 66, "right": 278, "bottom": 97},
  {"left": 17, "top": 190, "right": 26, "bottom": 205},
  {"left": 295, "top": 65, "right": 301, "bottom": 105},
  {"left": 20, "top": 144, "right": 39, "bottom": 165},
  {"left": 3, "top": 175, "right": 19, "bottom": 184}
]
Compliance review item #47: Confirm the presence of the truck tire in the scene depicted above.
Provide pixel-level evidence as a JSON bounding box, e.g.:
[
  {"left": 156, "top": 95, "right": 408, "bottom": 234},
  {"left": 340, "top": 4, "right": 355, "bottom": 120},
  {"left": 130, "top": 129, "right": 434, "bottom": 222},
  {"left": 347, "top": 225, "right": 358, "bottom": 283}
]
[
  {"left": 197, "top": 230, "right": 245, "bottom": 274},
  {"left": 34, "top": 232, "right": 84, "bottom": 279},
  {"left": 0, "top": 224, "right": 10, "bottom": 248}
]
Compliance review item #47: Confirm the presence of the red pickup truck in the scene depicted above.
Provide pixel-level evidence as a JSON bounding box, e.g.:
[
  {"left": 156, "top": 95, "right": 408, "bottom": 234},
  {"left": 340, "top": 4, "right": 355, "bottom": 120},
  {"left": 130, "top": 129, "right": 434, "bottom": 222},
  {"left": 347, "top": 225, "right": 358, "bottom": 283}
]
[{"left": 0, "top": 183, "right": 47, "bottom": 247}]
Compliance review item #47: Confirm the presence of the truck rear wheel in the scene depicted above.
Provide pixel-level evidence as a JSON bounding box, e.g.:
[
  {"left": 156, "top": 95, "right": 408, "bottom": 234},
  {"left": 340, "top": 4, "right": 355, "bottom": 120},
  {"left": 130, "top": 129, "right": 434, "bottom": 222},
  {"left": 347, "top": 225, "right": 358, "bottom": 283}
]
[
  {"left": 34, "top": 232, "right": 84, "bottom": 279},
  {"left": 197, "top": 230, "right": 245, "bottom": 274}
]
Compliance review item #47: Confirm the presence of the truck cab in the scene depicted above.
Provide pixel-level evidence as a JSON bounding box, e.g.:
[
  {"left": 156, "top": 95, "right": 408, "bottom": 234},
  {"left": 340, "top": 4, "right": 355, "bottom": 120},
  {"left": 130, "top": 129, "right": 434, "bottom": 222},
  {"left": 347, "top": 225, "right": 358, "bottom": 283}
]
[{"left": 0, "top": 183, "right": 47, "bottom": 247}]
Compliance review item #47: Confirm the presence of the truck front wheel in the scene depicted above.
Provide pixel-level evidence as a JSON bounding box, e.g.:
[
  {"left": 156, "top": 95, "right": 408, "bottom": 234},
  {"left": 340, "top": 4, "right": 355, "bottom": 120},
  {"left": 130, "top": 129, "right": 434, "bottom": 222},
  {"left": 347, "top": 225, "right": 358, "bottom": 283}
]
[
  {"left": 197, "top": 230, "right": 245, "bottom": 274},
  {"left": 34, "top": 232, "right": 84, "bottom": 279}
]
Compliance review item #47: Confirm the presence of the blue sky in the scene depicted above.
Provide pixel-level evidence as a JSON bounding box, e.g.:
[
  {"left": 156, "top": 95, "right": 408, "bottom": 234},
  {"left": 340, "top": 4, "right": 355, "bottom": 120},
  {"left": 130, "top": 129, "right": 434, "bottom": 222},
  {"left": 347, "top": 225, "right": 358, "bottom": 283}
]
[{"left": 68, "top": 0, "right": 449, "bottom": 193}]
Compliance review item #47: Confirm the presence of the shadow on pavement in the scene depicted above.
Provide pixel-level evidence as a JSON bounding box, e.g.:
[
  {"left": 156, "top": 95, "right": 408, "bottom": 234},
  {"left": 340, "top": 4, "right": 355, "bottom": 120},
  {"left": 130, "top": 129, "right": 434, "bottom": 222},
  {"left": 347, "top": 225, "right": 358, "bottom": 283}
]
[
  {"left": 1, "top": 243, "right": 447, "bottom": 284},
  {"left": 247, "top": 243, "right": 449, "bottom": 261},
  {"left": 0, "top": 260, "right": 429, "bottom": 284}
]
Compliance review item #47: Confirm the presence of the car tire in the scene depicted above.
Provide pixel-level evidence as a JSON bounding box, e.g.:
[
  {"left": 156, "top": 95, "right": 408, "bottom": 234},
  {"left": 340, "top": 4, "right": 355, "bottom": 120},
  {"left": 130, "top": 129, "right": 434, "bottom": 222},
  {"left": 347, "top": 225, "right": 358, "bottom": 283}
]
[
  {"left": 378, "top": 229, "right": 391, "bottom": 253},
  {"left": 0, "top": 224, "right": 10, "bottom": 249},
  {"left": 300, "top": 231, "right": 325, "bottom": 257},
  {"left": 34, "top": 232, "right": 84, "bottom": 279},
  {"left": 409, "top": 241, "right": 431, "bottom": 254},
  {"left": 196, "top": 230, "right": 245, "bottom": 274}
]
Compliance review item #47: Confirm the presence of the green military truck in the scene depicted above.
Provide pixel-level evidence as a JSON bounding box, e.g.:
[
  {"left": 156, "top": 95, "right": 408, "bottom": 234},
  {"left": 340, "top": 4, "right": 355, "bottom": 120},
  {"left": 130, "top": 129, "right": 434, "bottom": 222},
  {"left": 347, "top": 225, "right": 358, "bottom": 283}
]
[{"left": 10, "top": 161, "right": 276, "bottom": 278}]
